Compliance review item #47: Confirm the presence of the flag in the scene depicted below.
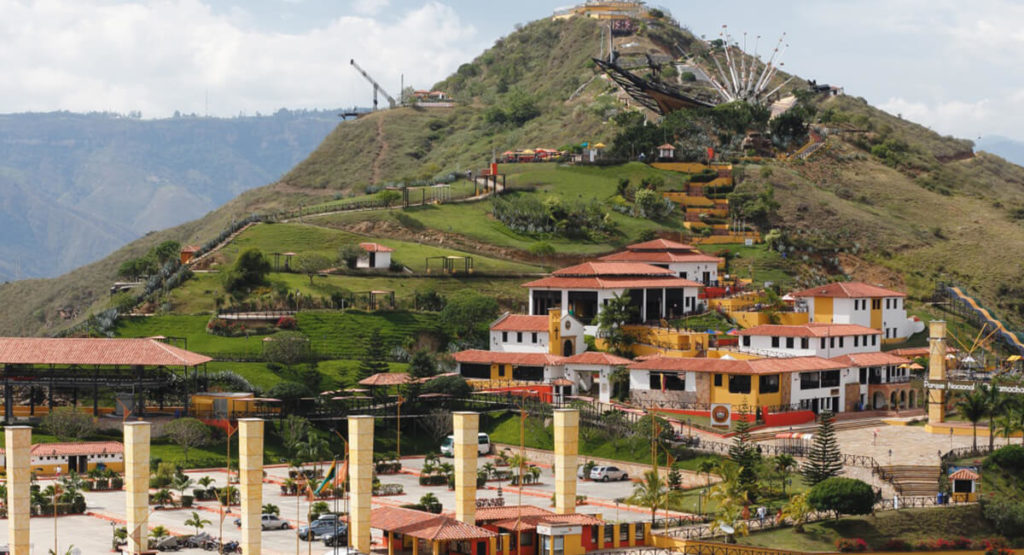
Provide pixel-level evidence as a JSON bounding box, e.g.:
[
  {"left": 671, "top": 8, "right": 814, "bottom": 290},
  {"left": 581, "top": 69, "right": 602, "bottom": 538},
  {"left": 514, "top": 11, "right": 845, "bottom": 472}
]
[
  {"left": 706, "top": 147, "right": 714, "bottom": 161},
  {"left": 314, "top": 460, "right": 337, "bottom": 495}
]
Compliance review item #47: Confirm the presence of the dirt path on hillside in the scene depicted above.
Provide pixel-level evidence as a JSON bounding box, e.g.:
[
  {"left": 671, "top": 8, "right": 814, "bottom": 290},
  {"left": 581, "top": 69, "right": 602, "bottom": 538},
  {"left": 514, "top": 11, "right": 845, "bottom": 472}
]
[
  {"left": 371, "top": 116, "right": 388, "bottom": 185},
  {"left": 837, "top": 253, "right": 906, "bottom": 291}
]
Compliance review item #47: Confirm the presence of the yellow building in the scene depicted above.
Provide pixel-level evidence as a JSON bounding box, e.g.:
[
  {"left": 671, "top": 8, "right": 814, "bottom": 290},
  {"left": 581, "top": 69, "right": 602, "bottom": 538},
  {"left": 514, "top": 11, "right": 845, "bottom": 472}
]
[
  {"left": 0, "top": 441, "right": 125, "bottom": 475},
  {"left": 791, "top": 282, "right": 921, "bottom": 342},
  {"left": 190, "top": 392, "right": 281, "bottom": 420}
]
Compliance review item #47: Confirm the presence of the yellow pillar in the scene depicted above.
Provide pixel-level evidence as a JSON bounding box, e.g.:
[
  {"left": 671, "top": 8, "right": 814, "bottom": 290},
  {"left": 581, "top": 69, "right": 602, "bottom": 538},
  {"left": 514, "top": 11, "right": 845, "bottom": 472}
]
[
  {"left": 388, "top": 530, "right": 395, "bottom": 555},
  {"left": 597, "top": 525, "right": 604, "bottom": 549},
  {"left": 5, "top": 426, "right": 30, "bottom": 555},
  {"left": 501, "top": 533, "right": 510, "bottom": 555},
  {"left": 553, "top": 409, "right": 578, "bottom": 515},
  {"left": 238, "top": 418, "right": 264, "bottom": 555},
  {"left": 548, "top": 308, "right": 562, "bottom": 355},
  {"left": 124, "top": 421, "right": 151, "bottom": 555},
  {"left": 413, "top": 537, "right": 420, "bottom": 555},
  {"left": 453, "top": 411, "right": 479, "bottom": 524},
  {"left": 350, "top": 415, "right": 374, "bottom": 554},
  {"left": 928, "top": 320, "right": 947, "bottom": 424},
  {"left": 433, "top": 540, "right": 441, "bottom": 555}
]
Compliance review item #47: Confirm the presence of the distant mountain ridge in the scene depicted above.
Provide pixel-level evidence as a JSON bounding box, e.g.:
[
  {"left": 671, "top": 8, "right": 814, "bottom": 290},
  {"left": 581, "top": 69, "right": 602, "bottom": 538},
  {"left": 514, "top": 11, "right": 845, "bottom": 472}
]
[
  {"left": 0, "top": 110, "right": 341, "bottom": 280},
  {"left": 976, "top": 135, "right": 1024, "bottom": 167}
]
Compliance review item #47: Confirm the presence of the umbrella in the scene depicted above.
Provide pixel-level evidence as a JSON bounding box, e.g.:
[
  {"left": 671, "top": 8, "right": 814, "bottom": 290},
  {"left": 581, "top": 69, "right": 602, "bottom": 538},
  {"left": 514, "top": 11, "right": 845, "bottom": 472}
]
[{"left": 726, "top": 328, "right": 740, "bottom": 336}]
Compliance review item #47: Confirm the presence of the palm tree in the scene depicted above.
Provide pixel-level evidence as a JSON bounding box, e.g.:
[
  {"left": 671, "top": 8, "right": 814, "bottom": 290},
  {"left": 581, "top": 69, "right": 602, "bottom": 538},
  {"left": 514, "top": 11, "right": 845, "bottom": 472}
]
[
  {"left": 780, "top": 493, "right": 813, "bottom": 533},
  {"left": 709, "top": 461, "right": 748, "bottom": 508},
  {"left": 956, "top": 387, "right": 988, "bottom": 452},
  {"left": 697, "top": 459, "right": 716, "bottom": 490},
  {"left": 172, "top": 475, "right": 194, "bottom": 503},
  {"left": 997, "top": 413, "right": 1022, "bottom": 446},
  {"left": 774, "top": 454, "right": 798, "bottom": 495},
  {"left": 197, "top": 475, "right": 215, "bottom": 489},
  {"left": 184, "top": 511, "right": 211, "bottom": 535},
  {"left": 262, "top": 503, "right": 280, "bottom": 515},
  {"left": 149, "top": 525, "right": 170, "bottom": 539},
  {"left": 630, "top": 470, "right": 682, "bottom": 526},
  {"left": 481, "top": 462, "right": 496, "bottom": 480},
  {"left": 300, "top": 434, "right": 331, "bottom": 479},
  {"left": 711, "top": 499, "right": 749, "bottom": 542},
  {"left": 151, "top": 489, "right": 173, "bottom": 507},
  {"left": 981, "top": 384, "right": 1008, "bottom": 451},
  {"left": 59, "top": 471, "right": 86, "bottom": 495}
]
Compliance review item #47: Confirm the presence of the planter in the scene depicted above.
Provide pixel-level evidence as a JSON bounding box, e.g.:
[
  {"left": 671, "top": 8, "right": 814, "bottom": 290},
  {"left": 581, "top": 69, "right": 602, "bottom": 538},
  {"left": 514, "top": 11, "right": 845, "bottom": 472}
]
[
  {"left": 111, "top": 477, "right": 123, "bottom": 490},
  {"left": 181, "top": 495, "right": 194, "bottom": 508}
]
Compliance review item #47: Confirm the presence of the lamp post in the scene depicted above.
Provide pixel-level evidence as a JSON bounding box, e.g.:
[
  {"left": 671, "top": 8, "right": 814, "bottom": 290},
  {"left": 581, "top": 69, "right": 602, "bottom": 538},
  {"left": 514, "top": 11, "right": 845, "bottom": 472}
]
[{"left": 53, "top": 466, "right": 60, "bottom": 555}]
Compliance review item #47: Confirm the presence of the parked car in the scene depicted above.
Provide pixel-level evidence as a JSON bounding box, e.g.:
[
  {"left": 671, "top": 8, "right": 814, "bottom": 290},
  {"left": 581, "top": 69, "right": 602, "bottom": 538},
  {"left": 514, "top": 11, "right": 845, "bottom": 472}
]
[
  {"left": 233, "top": 513, "right": 290, "bottom": 530},
  {"left": 300, "top": 516, "right": 344, "bottom": 540},
  {"left": 590, "top": 466, "right": 628, "bottom": 482},
  {"left": 440, "top": 433, "right": 491, "bottom": 456},
  {"left": 577, "top": 465, "right": 587, "bottom": 479},
  {"left": 321, "top": 523, "right": 349, "bottom": 547}
]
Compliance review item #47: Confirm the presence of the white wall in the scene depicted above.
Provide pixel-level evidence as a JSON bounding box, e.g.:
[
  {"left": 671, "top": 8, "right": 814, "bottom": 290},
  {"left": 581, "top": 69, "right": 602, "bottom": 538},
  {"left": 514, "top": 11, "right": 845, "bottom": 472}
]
[
  {"left": 490, "top": 330, "right": 549, "bottom": 353},
  {"left": 668, "top": 262, "right": 718, "bottom": 285},
  {"left": 788, "top": 366, "right": 858, "bottom": 411},
  {"left": 738, "top": 333, "right": 880, "bottom": 358}
]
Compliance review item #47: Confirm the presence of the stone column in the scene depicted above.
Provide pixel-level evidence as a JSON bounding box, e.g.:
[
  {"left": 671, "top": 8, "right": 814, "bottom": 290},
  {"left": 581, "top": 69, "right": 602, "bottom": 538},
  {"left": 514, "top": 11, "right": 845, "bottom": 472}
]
[
  {"left": 124, "top": 421, "right": 151, "bottom": 555},
  {"left": 553, "top": 408, "right": 579, "bottom": 515},
  {"left": 453, "top": 411, "right": 479, "bottom": 524},
  {"left": 238, "top": 418, "right": 264, "bottom": 555},
  {"left": 349, "top": 415, "right": 374, "bottom": 554},
  {"left": 928, "top": 320, "right": 947, "bottom": 424},
  {"left": 5, "top": 426, "right": 30, "bottom": 555}
]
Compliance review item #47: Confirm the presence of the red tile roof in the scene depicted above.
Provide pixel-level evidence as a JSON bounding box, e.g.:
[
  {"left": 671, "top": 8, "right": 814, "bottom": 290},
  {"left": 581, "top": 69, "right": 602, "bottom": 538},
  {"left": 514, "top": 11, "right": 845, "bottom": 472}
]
[
  {"left": 562, "top": 352, "right": 633, "bottom": 366},
  {"left": 371, "top": 507, "right": 495, "bottom": 541},
  {"left": 830, "top": 352, "right": 909, "bottom": 367},
  {"left": 491, "top": 513, "right": 604, "bottom": 531},
  {"left": 358, "top": 372, "right": 411, "bottom": 386},
  {"left": 0, "top": 338, "right": 212, "bottom": 367},
  {"left": 949, "top": 469, "right": 979, "bottom": 481},
  {"left": 625, "top": 239, "right": 695, "bottom": 251},
  {"left": 0, "top": 441, "right": 124, "bottom": 457},
  {"left": 739, "top": 323, "right": 880, "bottom": 338},
  {"left": 491, "top": 315, "right": 549, "bottom": 332},
  {"left": 890, "top": 346, "right": 956, "bottom": 357},
  {"left": 657, "top": 143, "right": 676, "bottom": 150},
  {"left": 630, "top": 355, "right": 848, "bottom": 375},
  {"left": 455, "top": 350, "right": 565, "bottom": 366},
  {"left": 359, "top": 242, "right": 394, "bottom": 253},
  {"left": 599, "top": 250, "right": 722, "bottom": 264},
  {"left": 790, "top": 282, "right": 906, "bottom": 298},
  {"left": 552, "top": 262, "right": 674, "bottom": 277},
  {"left": 475, "top": 505, "right": 555, "bottom": 522},
  {"left": 523, "top": 276, "right": 702, "bottom": 290}
]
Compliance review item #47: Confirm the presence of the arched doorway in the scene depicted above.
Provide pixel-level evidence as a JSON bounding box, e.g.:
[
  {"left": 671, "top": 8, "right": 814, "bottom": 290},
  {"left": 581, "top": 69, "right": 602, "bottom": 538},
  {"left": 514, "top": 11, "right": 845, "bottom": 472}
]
[
  {"left": 899, "top": 390, "right": 907, "bottom": 409},
  {"left": 873, "top": 391, "right": 886, "bottom": 410},
  {"left": 890, "top": 392, "right": 899, "bottom": 410},
  {"left": 909, "top": 390, "right": 917, "bottom": 408},
  {"left": 562, "top": 339, "right": 574, "bottom": 357}
]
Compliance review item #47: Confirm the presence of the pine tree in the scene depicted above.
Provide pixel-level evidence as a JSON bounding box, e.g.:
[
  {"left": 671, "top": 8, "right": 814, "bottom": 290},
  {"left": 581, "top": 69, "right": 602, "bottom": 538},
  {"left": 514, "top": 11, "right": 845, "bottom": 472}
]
[
  {"left": 728, "top": 417, "right": 761, "bottom": 497},
  {"left": 356, "top": 328, "right": 389, "bottom": 383},
  {"left": 801, "top": 410, "right": 843, "bottom": 486}
]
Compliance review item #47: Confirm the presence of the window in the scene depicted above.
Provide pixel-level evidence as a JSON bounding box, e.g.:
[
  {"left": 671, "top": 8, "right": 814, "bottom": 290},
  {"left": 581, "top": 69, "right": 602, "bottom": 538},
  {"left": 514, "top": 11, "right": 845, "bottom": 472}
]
[
  {"left": 650, "top": 373, "right": 686, "bottom": 391},
  {"left": 742, "top": 336, "right": 751, "bottom": 347},
  {"left": 854, "top": 336, "right": 859, "bottom": 347},
  {"left": 801, "top": 338, "right": 809, "bottom": 349},
  {"left": 859, "top": 367, "right": 867, "bottom": 384},
  {"left": 800, "top": 372, "right": 820, "bottom": 390},
  {"left": 604, "top": 526, "right": 614, "bottom": 544},
  {"left": 460, "top": 363, "right": 491, "bottom": 380},
  {"left": 635, "top": 524, "right": 645, "bottom": 540},
  {"left": 872, "top": 335, "right": 878, "bottom": 346},
  {"left": 619, "top": 525, "right": 629, "bottom": 542},
  {"left": 838, "top": 337, "right": 844, "bottom": 348},
  {"left": 872, "top": 299, "right": 881, "bottom": 310},
  {"left": 771, "top": 336, "right": 780, "bottom": 348},
  {"left": 517, "top": 332, "right": 523, "bottom": 343},
  {"left": 714, "top": 374, "right": 723, "bottom": 387},
  {"left": 785, "top": 337, "right": 794, "bottom": 349},
  {"left": 728, "top": 375, "right": 751, "bottom": 394},
  {"left": 759, "top": 374, "right": 780, "bottom": 393},
  {"left": 512, "top": 366, "right": 544, "bottom": 381},
  {"left": 830, "top": 337, "right": 835, "bottom": 349},
  {"left": 502, "top": 332, "right": 508, "bottom": 342},
  {"left": 821, "top": 370, "right": 840, "bottom": 388},
  {"left": 531, "top": 332, "right": 538, "bottom": 343},
  {"left": 821, "top": 338, "right": 826, "bottom": 349}
]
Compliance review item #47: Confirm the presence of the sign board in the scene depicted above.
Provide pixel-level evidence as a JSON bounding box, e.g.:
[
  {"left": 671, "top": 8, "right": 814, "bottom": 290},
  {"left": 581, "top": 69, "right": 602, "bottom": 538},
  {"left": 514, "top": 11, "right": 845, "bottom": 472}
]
[
  {"left": 745, "top": 238, "right": 754, "bottom": 247},
  {"left": 536, "top": 524, "right": 582, "bottom": 537},
  {"left": 710, "top": 403, "right": 731, "bottom": 427}
]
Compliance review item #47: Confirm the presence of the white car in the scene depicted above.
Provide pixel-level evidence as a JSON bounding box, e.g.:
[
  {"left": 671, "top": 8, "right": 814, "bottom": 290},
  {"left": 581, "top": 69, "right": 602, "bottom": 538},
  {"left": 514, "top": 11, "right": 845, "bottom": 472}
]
[
  {"left": 233, "top": 513, "right": 289, "bottom": 530},
  {"left": 440, "top": 433, "right": 491, "bottom": 456},
  {"left": 590, "top": 466, "right": 628, "bottom": 482}
]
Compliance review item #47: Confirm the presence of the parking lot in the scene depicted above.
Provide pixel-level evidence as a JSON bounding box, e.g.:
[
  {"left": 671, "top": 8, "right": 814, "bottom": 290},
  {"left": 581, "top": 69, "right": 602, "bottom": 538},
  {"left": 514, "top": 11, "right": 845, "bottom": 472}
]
[{"left": 0, "top": 454, "right": 677, "bottom": 555}]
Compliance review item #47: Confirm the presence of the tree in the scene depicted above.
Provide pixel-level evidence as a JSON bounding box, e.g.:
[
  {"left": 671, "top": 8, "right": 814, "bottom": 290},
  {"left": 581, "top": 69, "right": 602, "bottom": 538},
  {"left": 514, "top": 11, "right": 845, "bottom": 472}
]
[
  {"left": 163, "top": 418, "right": 211, "bottom": 464},
  {"left": 420, "top": 409, "right": 453, "bottom": 444},
  {"left": 780, "top": 492, "right": 813, "bottom": 533},
  {"left": 153, "top": 240, "right": 181, "bottom": 265},
  {"left": 171, "top": 475, "right": 195, "bottom": 500},
  {"left": 728, "top": 418, "right": 761, "bottom": 498},
  {"left": 294, "top": 253, "right": 332, "bottom": 284},
  {"left": 609, "top": 367, "right": 631, "bottom": 402},
  {"left": 957, "top": 386, "right": 988, "bottom": 452},
  {"left": 184, "top": 511, "right": 211, "bottom": 535},
  {"left": 266, "top": 382, "right": 315, "bottom": 414},
  {"left": 773, "top": 454, "right": 798, "bottom": 494},
  {"left": 278, "top": 415, "right": 312, "bottom": 459},
  {"left": 439, "top": 290, "right": 499, "bottom": 346},
  {"left": 982, "top": 384, "right": 1009, "bottom": 452},
  {"left": 377, "top": 189, "right": 402, "bottom": 207},
  {"left": 631, "top": 470, "right": 681, "bottom": 525},
  {"left": 149, "top": 524, "right": 170, "bottom": 539},
  {"left": 224, "top": 248, "right": 271, "bottom": 294},
  {"left": 42, "top": 408, "right": 95, "bottom": 441},
  {"left": 263, "top": 331, "right": 310, "bottom": 365},
  {"left": 807, "top": 477, "right": 875, "bottom": 519},
  {"left": 262, "top": 503, "right": 280, "bottom": 515},
  {"left": 338, "top": 243, "right": 363, "bottom": 269},
  {"left": 357, "top": 328, "right": 390, "bottom": 383},
  {"left": 596, "top": 293, "right": 637, "bottom": 357},
  {"left": 300, "top": 434, "right": 331, "bottom": 475},
  {"left": 800, "top": 411, "right": 843, "bottom": 486},
  {"left": 422, "top": 375, "right": 472, "bottom": 399}
]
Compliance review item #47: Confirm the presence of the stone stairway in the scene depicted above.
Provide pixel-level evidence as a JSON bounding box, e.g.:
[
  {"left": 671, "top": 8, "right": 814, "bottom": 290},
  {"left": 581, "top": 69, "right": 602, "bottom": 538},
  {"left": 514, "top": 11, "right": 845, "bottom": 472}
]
[
  {"left": 882, "top": 465, "right": 942, "bottom": 497},
  {"left": 749, "top": 417, "right": 880, "bottom": 441}
]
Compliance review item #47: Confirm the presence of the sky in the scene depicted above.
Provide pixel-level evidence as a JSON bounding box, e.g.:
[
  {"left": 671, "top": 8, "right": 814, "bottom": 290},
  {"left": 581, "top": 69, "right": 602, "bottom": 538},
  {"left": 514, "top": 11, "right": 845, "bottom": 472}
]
[{"left": 2, "top": 0, "right": 1024, "bottom": 141}]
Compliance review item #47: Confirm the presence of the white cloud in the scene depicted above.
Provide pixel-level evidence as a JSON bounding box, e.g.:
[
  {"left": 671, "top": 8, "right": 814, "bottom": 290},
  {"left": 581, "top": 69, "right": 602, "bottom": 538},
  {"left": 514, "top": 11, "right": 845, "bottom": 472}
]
[
  {"left": 0, "top": 0, "right": 478, "bottom": 117},
  {"left": 352, "top": 0, "right": 391, "bottom": 16}
]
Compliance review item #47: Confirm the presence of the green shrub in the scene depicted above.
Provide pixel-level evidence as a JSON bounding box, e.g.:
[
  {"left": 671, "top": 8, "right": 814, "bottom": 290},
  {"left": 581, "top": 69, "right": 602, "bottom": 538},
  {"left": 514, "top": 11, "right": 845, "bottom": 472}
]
[
  {"left": 988, "top": 445, "right": 1024, "bottom": 471},
  {"left": 981, "top": 496, "right": 1024, "bottom": 537},
  {"left": 807, "top": 477, "right": 875, "bottom": 518}
]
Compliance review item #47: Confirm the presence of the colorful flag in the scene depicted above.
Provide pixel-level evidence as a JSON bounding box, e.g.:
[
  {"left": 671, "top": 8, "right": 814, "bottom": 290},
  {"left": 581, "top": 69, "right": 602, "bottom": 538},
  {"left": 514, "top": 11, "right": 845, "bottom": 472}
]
[
  {"left": 706, "top": 147, "right": 714, "bottom": 161},
  {"left": 314, "top": 460, "right": 337, "bottom": 495}
]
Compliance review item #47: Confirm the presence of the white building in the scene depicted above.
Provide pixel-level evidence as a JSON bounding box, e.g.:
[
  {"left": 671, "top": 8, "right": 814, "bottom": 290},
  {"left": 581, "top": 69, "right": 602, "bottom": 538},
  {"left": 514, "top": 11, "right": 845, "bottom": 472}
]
[
  {"left": 790, "top": 282, "right": 924, "bottom": 341},
  {"left": 562, "top": 351, "right": 632, "bottom": 404},
  {"left": 599, "top": 239, "right": 723, "bottom": 286},
  {"left": 523, "top": 262, "right": 703, "bottom": 335},
  {"left": 357, "top": 242, "right": 392, "bottom": 269},
  {"left": 738, "top": 323, "right": 882, "bottom": 358},
  {"left": 489, "top": 312, "right": 585, "bottom": 356}
]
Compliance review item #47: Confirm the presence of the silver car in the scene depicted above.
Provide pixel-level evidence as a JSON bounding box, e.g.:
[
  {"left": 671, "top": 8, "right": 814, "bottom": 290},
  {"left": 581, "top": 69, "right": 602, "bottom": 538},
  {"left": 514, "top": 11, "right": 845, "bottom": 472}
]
[
  {"left": 589, "top": 465, "right": 628, "bottom": 482},
  {"left": 233, "top": 513, "right": 290, "bottom": 530}
]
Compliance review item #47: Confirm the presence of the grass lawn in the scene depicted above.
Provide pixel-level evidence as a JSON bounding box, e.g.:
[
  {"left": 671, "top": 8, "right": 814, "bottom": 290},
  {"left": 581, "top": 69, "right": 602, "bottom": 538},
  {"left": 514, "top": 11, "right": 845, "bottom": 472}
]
[
  {"left": 115, "top": 315, "right": 265, "bottom": 359},
  {"left": 698, "top": 243, "right": 796, "bottom": 290},
  {"left": 217, "top": 221, "right": 545, "bottom": 274},
  {"left": 738, "top": 505, "right": 997, "bottom": 551}
]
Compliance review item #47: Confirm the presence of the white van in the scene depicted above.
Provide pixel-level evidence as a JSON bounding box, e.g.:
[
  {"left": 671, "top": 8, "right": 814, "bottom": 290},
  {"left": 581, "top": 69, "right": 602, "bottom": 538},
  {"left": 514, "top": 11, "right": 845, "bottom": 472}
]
[{"left": 440, "top": 433, "right": 491, "bottom": 456}]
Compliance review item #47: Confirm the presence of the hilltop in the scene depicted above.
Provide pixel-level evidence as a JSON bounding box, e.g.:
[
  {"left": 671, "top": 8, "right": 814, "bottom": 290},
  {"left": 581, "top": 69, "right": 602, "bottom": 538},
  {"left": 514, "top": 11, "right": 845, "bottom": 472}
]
[{"left": 3, "top": 11, "right": 1024, "bottom": 338}]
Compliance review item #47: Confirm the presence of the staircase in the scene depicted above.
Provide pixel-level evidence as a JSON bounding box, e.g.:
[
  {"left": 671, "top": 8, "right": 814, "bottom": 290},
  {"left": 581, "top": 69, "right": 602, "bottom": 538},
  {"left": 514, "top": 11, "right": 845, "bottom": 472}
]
[
  {"left": 882, "top": 465, "right": 941, "bottom": 497},
  {"left": 749, "top": 417, "right": 880, "bottom": 441}
]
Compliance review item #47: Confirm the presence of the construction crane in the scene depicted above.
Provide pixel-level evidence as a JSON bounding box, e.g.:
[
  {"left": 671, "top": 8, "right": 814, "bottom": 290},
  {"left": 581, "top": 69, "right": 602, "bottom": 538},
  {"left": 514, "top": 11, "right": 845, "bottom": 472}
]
[{"left": 350, "top": 59, "right": 398, "bottom": 111}]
